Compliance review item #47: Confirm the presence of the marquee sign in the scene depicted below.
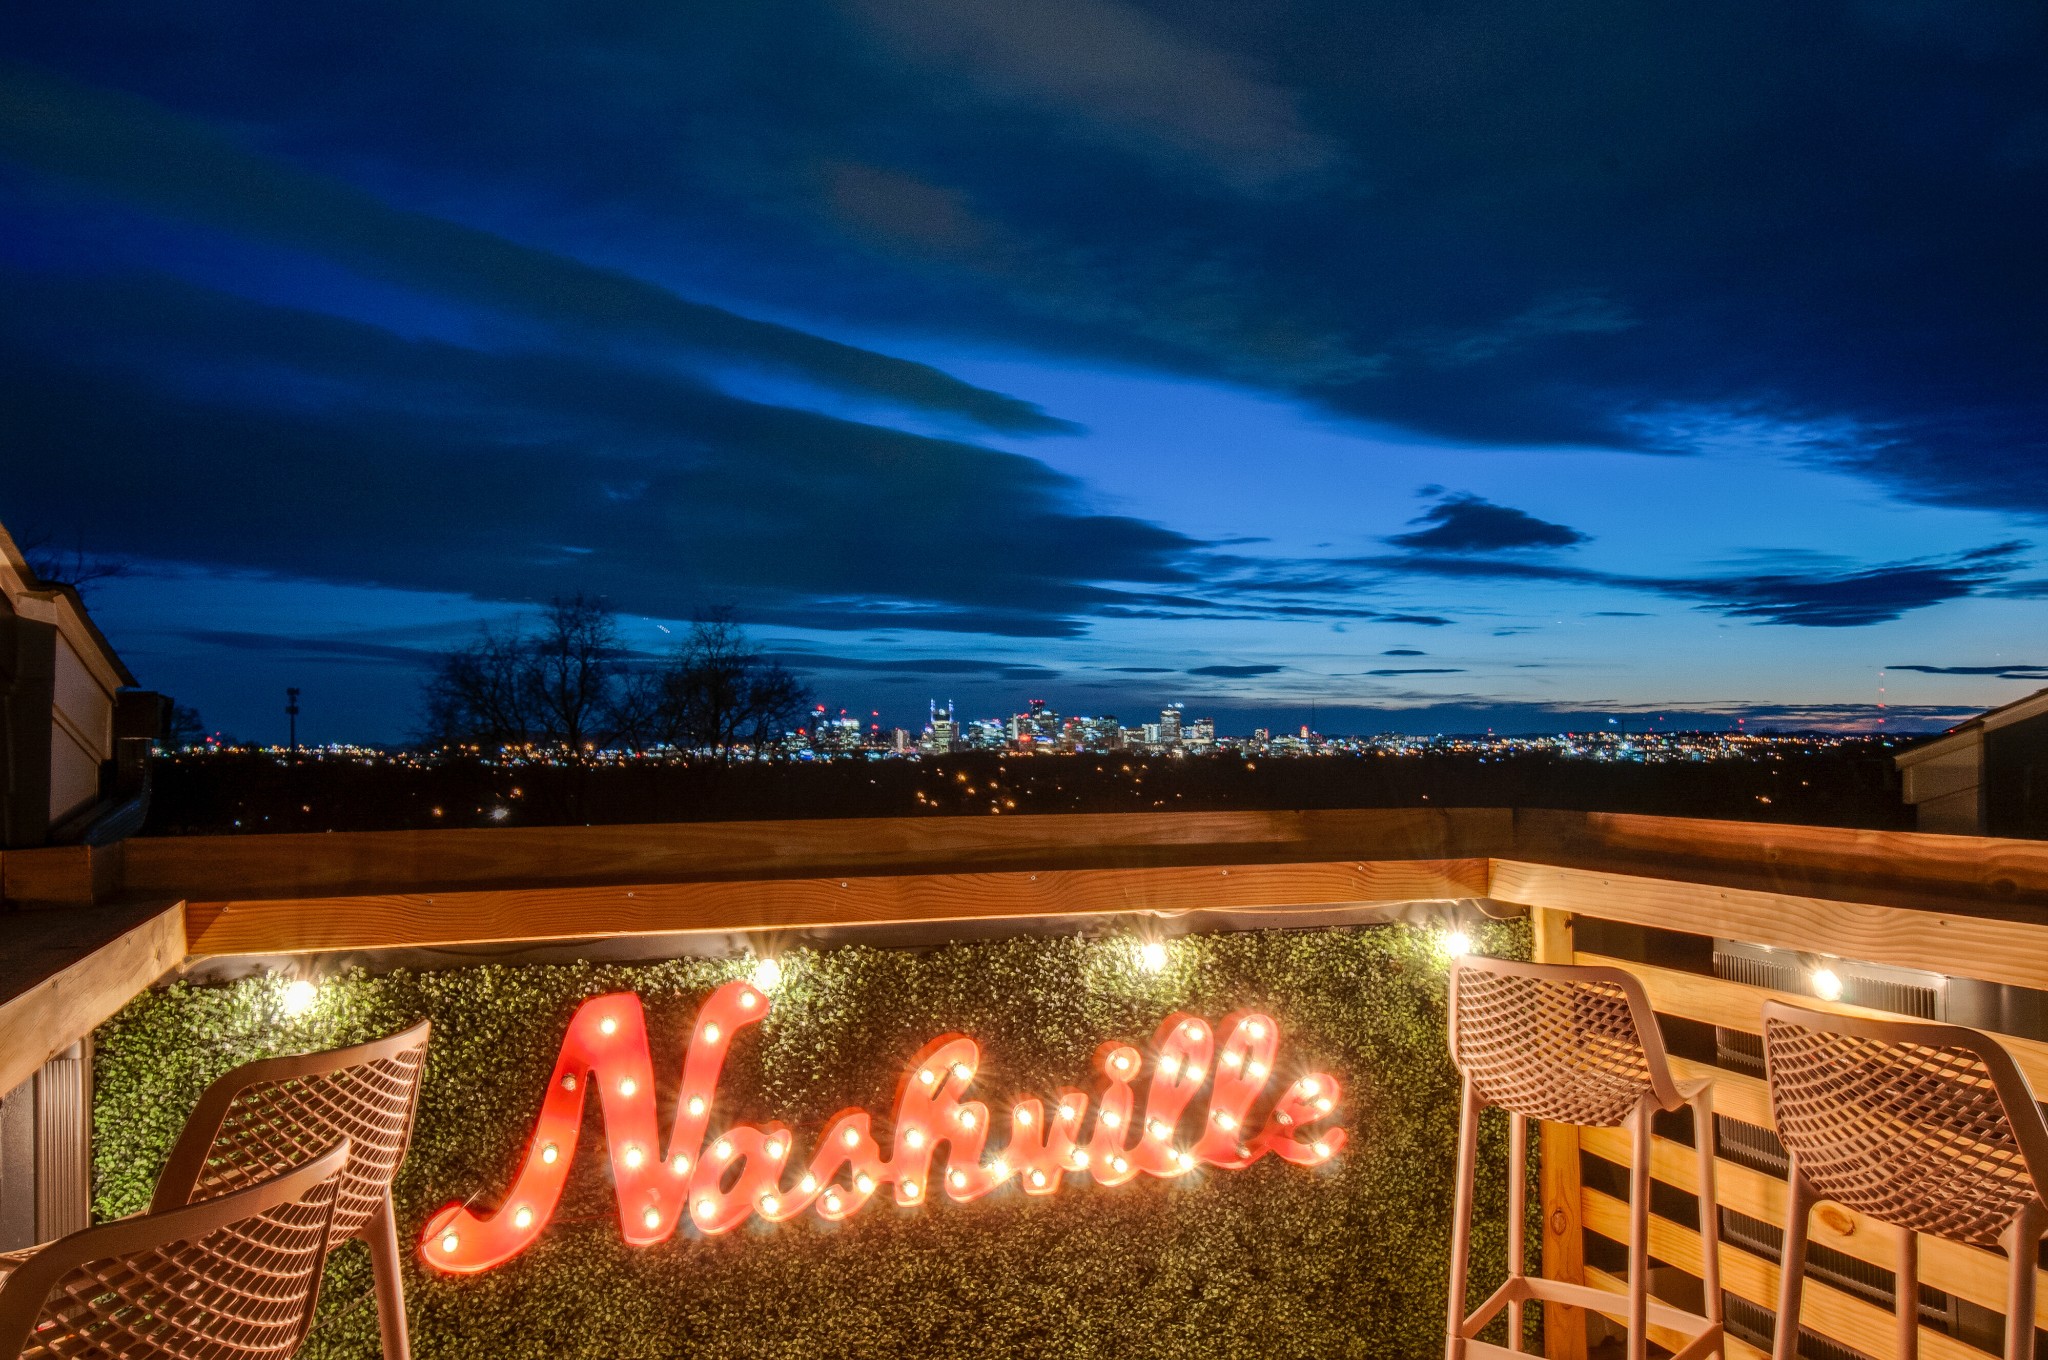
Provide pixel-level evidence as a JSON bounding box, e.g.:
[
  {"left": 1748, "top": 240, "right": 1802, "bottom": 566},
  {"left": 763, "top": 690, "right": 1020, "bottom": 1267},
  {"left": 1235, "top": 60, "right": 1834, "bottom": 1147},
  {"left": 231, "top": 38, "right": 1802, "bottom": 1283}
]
[{"left": 422, "top": 979, "right": 1344, "bottom": 1272}]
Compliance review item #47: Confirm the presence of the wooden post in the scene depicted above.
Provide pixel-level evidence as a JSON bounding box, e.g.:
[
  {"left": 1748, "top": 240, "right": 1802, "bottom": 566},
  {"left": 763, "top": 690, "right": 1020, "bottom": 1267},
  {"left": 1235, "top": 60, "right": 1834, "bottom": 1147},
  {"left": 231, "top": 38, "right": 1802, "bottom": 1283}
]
[{"left": 1533, "top": 905, "right": 1588, "bottom": 1360}]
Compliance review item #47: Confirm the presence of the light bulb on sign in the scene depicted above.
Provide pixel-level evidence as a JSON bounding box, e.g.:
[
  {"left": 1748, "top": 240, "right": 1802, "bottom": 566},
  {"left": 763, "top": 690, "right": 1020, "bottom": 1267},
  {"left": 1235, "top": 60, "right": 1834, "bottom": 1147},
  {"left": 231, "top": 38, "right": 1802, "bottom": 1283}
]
[
  {"left": 670, "top": 1154, "right": 689, "bottom": 1175},
  {"left": 1812, "top": 967, "right": 1844, "bottom": 1001},
  {"left": 599, "top": 1016, "right": 618, "bottom": 1036},
  {"left": 618, "top": 1078, "right": 637, "bottom": 1098},
  {"left": 842, "top": 1127, "right": 860, "bottom": 1148},
  {"left": 951, "top": 1062, "right": 971, "bottom": 1082},
  {"left": 643, "top": 1208, "right": 661, "bottom": 1230},
  {"left": 759, "top": 1195, "right": 779, "bottom": 1216},
  {"left": 704, "top": 1024, "right": 721, "bottom": 1043},
  {"left": 623, "top": 1145, "right": 644, "bottom": 1169},
  {"left": 713, "top": 1139, "right": 732, "bottom": 1160},
  {"left": 440, "top": 1232, "right": 460, "bottom": 1253},
  {"left": 513, "top": 1207, "right": 533, "bottom": 1229},
  {"left": 950, "top": 1170, "right": 967, "bottom": 1190},
  {"left": 1101, "top": 1109, "right": 1121, "bottom": 1129},
  {"left": 765, "top": 1138, "right": 785, "bottom": 1159},
  {"left": 1159, "top": 1056, "right": 1181, "bottom": 1077},
  {"left": 687, "top": 1096, "right": 706, "bottom": 1117},
  {"left": 856, "top": 1174, "right": 876, "bottom": 1194},
  {"left": 799, "top": 1174, "right": 817, "bottom": 1194},
  {"left": 541, "top": 1143, "right": 559, "bottom": 1165},
  {"left": 1015, "top": 1107, "right": 1033, "bottom": 1127},
  {"left": 904, "top": 1128, "right": 926, "bottom": 1150}
]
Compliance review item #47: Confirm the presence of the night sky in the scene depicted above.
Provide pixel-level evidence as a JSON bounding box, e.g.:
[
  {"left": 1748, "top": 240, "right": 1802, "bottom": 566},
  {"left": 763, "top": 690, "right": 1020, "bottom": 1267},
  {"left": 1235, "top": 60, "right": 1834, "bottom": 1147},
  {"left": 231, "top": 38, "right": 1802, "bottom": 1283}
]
[{"left": 4, "top": 3, "right": 2047, "bottom": 742}]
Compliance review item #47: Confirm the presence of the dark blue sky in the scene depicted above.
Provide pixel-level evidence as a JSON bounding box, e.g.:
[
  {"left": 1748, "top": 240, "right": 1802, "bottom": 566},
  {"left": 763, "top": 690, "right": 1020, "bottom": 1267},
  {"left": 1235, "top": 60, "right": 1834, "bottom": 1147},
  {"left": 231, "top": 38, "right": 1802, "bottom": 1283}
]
[{"left": 3, "top": 1, "right": 2046, "bottom": 741}]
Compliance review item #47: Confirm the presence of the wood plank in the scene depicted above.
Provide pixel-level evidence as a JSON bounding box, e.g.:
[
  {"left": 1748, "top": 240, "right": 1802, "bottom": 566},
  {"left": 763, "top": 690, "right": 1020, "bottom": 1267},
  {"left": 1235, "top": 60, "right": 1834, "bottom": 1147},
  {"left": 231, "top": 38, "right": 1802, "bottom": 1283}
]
[
  {"left": 131, "top": 806, "right": 1515, "bottom": 904},
  {"left": 1511, "top": 808, "right": 2048, "bottom": 924},
  {"left": 0, "top": 901, "right": 183, "bottom": 1094},
  {"left": 1577, "top": 952, "right": 2048, "bottom": 1095},
  {"left": 184, "top": 857, "right": 1492, "bottom": 957},
  {"left": 1582, "top": 1188, "right": 1981, "bottom": 1360},
  {"left": 1531, "top": 906, "right": 1587, "bottom": 1360},
  {"left": 1583, "top": 1266, "right": 1767, "bottom": 1360},
  {"left": 1581, "top": 1125, "right": 2048, "bottom": 1330},
  {"left": 1669, "top": 1057, "right": 1771, "bottom": 1130},
  {"left": 1492, "top": 859, "right": 2048, "bottom": 992}
]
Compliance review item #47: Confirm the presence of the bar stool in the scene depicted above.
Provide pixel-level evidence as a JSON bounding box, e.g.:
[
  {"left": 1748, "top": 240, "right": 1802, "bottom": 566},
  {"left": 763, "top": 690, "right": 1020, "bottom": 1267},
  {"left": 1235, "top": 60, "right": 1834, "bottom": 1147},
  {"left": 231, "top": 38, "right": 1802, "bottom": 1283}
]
[
  {"left": 1762, "top": 1002, "right": 2048, "bottom": 1360},
  {"left": 1447, "top": 956, "right": 1723, "bottom": 1360}
]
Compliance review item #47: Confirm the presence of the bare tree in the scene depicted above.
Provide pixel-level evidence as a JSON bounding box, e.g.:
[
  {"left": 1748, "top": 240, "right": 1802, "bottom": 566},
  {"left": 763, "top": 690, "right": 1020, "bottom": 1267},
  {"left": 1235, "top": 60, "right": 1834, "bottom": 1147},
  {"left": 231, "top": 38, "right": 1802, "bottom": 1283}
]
[
  {"left": 630, "top": 609, "right": 810, "bottom": 760},
  {"left": 419, "top": 596, "right": 625, "bottom": 755},
  {"left": 20, "top": 531, "right": 129, "bottom": 601},
  {"left": 164, "top": 703, "right": 208, "bottom": 751}
]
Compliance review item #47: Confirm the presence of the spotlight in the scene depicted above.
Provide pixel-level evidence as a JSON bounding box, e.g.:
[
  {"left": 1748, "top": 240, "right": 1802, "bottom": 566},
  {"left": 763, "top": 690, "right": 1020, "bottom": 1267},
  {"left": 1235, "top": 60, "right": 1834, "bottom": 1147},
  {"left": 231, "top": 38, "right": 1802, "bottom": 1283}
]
[
  {"left": 751, "top": 957, "right": 783, "bottom": 992},
  {"left": 1812, "top": 967, "right": 1844, "bottom": 1001},
  {"left": 1442, "top": 929, "right": 1472, "bottom": 958},
  {"left": 1138, "top": 941, "right": 1169, "bottom": 973},
  {"left": 281, "top": 979, "right": 318, "bottom": 1017}
]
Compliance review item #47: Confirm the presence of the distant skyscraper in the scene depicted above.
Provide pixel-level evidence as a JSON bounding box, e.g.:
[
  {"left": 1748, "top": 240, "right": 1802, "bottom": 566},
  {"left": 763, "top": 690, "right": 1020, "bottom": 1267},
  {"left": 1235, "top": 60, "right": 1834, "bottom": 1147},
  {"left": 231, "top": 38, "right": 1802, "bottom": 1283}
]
[
  {"left": 922, "top": 700, "right": 961, "bottom": 754},
  {"left": 1159, "top": 704, "right": 1183, "bottom": 748}
]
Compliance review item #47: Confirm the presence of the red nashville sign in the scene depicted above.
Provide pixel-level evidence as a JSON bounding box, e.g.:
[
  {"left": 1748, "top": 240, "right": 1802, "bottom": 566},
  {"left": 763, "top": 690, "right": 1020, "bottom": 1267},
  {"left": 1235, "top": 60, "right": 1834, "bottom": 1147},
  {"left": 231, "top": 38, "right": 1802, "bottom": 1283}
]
[{"left": 422, "top": 979, "right": 1344, "bottom": 1272}]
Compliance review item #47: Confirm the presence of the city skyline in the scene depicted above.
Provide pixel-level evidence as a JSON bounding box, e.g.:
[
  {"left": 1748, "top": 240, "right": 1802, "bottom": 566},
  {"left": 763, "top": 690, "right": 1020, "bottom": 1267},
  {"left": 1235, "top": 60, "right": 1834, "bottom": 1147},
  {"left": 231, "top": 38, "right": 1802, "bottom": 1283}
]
[{"left": 4, "top": 5, "right": 2047, "bottom": 742}]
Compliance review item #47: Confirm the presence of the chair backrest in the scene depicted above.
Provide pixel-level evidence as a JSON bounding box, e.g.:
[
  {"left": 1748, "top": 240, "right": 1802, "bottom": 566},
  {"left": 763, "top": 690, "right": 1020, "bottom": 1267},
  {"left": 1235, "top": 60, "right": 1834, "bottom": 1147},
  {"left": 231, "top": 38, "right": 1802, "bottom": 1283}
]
[
  {"left": 0, "top": 1139, "right": 348, "bottom": 1360},
  {"left": 1762, "top": 1001, "right": 2048, "bottom": 1246},
  {"left": 1449, "top": 956, "right": 1683, "bottom": 1126},
  {"left": 151, "top": 1020, "right": 430, "bottom": 1242}
]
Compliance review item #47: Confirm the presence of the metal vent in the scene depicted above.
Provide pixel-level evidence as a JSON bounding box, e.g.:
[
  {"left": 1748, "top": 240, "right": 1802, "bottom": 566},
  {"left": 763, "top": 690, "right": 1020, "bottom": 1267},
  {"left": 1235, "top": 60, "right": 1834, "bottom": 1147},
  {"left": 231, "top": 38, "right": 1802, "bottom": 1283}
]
[
  {"left": 1712, "top": 941, "right": 1948, "bottom": 1076},
  {"left": 1717, "top": 1115, "right": 1788, "bottom": 1177}
]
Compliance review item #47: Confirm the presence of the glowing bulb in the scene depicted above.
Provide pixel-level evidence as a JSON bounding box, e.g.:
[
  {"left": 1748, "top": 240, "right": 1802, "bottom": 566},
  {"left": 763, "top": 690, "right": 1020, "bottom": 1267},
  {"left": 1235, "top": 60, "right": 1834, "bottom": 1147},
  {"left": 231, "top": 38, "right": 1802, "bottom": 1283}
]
[
  {"left": 562, "top": 1073, "right": 578, "bottom": 1092},
  {"left": 1443, "top": 930, "right": 1472, "bottom": 958},
  {"left": 1058, "top": 1103, "right": 1076, "bottom": 1121},
  {"left": 714, "top": 1139, "right": 732, "bottom": 1160},
  {"left": 1015, "top": 1106, "right": 1034, "bottom": 1127},
  {"left": 1111, "top": 1156, "right": 1129, "bottom": 1174},
  {"left": 1071, "top": 1149, "right": 1091, "bottom": 1169},
  {"left": 739, "top": 991, "right": 758, "bottom": 1010},
  {"left": 919, "top": 1069, "right": 937, "bottom": 1086},
  {"left": 541, "top": 1142, "right": 559, "bottom": 1164},
  {"left": 440, "top": 1232, "right": 460, "bottom": 1253},
  {"left": 905, "top": 1128, "right": 926, "bottom": 1150},
  {"left": 513, "top": 1206, "right": 533, "bottom": 1229},
  {"left": 1138, "top": 941, "right": 1168, "bottom": 972},
  {"left": 958, "top": 1110, "right": 977, "bottom": 1130},
  {"left": 618, "top": 1078, "right": 637, "bottom": 1097},
  {"left": 843, "top": 1127, "right": 861, "bottom": 1148},
  {"left": 759, "top": 1195, "right": 780, "bottom": 1215},
  {"left": 1160, "top": 1056, "right": 1181, "bottom": 1077},
  {"left": 990, "top": 1158, "right": 1009, "bottom": 1180},
  {"left": 950, "top": 1170, "right": 968, "bottom": 1189},
  {"left": 800, "top": 1174, "right": 817, "bottom": 1194},
  {"left": 1221, "top": 1051, "right": 1242, "bottom": 1070},
  {"left": 1312, "top": 1141, "right": 1332, "bottom": 1159},
  {"left": 1186, "top": 1025, "right": 1203, "bottom": 1042},
  {"left": 1316, "top": 1097, "right": 1333, "bottom": 1113},
  {"left": 696, "top": 1199, "right": 716, "bottom": 1221},
  {"left": 1112, "top": 1053, "right": 1133, "bottom": 1073},
  {"left": 599, "top": 1016, "right": 618, "bottom": 1036},
  {"left": 687, "top": 1095, "right": 706, "bottom": 1117},
  {"left": 1301, "top": 1078, "right": 1321, "bottom": 1098},
  {"left": 1247, "top": 1062, "right": 1268, "bottom": 1080},
  {"left": 951, "top": 1062, "right": 971, "bottom": 1082},
  {"left": 1186, "top": 1066, "right": 1204, "bottom": 1083},
  {"left": 704, "top": 1024, "right": 721, "bottom": 1043},
  {"left": 824, "top": 1192, "right": 843, "bottom": 1212},
  {"left": 903, "top": 1179, "right": 921, "bottom": 1199},
  {"left": 1214, "top": 1112, "right": 1237, "bottom": 1131},
  {"left": 1149, "top": 1120, "right": 1171, "bottom": 1140},
  {"left": 671, "top": 1153, "right": 690, "bottom": 1175},
  {"left": 623, "top": 1145, "right": 644, "bottom": 1169},
  {"left": 751, "top": 957, "right": 783, "bottom": 991},
  {"left": 1175, "top": 1150, "right": 1195, "bottom": 1170},
  {"left": 1812, "top": 967, "right": 1844, "bottom": 1001},
  {"left": 1247, "top": 1021, "right": 1267, "bottom": 1041},
  {"left": 281, "top": 979, "right": 318, "bottom": 1016},
  {"left": 856, "top": 1174, "right": 876, "bottom": 1194},
  {"left": 643, "top": 1207, "right": 661, "bottom": 1229},
  {"left": 1101, "top": 1109, "right": 1121, "bottom": 1129},
  {"left": 1030, "top": 1169, "right": 1047, "bottom": 1187},
  {"left": 766, "top": 1138, "right": 785, "bottom": 1159}
]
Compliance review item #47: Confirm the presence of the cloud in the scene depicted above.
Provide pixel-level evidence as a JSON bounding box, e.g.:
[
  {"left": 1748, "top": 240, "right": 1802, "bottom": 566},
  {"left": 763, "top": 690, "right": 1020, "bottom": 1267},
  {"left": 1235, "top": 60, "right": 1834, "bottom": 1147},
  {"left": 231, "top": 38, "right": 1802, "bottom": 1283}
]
[
  {"left": 1386, "top": 492, "right": 1590, "bottom": 553},
  {"left": 1188, "top": 663, "right": 1284, "bottom": 677},
  {"left": 1365, "top": 667, "right": 1465, "bottom": 676},
  {"left": 771, "top": 652, "right": 1061, "bottom": 680},
  {"left": 0, "top": 62, "right": 1069, "bottom": 435},
  {"left": 1888, "top": 662, "right": 2048, "bottom": 680},
  {"left": 1382, "top": 648, "right": 1427, "bottom": 656},
  {"left": 182, "top": 629, "right": 442, "bottom": 665}
]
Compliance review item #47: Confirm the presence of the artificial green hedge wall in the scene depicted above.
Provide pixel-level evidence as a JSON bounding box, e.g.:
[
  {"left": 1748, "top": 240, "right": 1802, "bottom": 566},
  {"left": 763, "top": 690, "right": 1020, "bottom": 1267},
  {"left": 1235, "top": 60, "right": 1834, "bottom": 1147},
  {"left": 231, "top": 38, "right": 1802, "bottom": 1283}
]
[{"left": 94, "top": 920, "right": 1529, "bottom": 1359}]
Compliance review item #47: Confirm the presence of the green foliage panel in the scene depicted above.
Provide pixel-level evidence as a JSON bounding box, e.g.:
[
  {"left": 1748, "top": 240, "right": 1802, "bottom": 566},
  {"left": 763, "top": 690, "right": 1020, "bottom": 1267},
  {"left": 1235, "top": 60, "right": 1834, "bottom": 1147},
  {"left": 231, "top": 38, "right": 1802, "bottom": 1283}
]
[{"left": 94, "top": 920, "right": 1529, "bottom": 1359}]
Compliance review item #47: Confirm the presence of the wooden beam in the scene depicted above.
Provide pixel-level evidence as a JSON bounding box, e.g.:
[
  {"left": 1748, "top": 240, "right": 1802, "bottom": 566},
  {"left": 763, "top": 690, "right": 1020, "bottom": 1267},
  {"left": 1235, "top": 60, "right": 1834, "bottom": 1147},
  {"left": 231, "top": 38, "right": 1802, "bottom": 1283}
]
[
  {"left": 1668, "top": 1057, "right": 1771, "bottom": 1130},
  {"left": 1581, "top": 1125, "right": 2048, "bottom": 1330},
  {"left": 1577, "top": 952, "right": 2048, "bottom": 1093},
  {"left": 1511, "top": 809, "right": 2048, "bottom": 923},
  {"left": 1582, "top": 1187, "right": 1980, "bottom": 1360},
  {"left": 130, "top": 806, "right": 1514, "bottom": 904},
  {"left": 0, "top": 901, "right": 183, "bottom": 1094},
  {"left": 1530, "top": 906, "right": 1587, "bottom": 1360},
  {"left": 1492, "top": 859, "right": 2048, "bottom": 992},
  {"left": 184, "top": 857, "right": 1491, "bottom": 957}
]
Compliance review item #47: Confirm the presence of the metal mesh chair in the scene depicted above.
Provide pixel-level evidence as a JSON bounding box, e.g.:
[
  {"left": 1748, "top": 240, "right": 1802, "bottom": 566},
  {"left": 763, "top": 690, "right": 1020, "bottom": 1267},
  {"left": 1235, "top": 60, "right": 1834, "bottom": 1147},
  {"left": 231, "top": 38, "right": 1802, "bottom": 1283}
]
[
  {"left": 1447, "top": 956, "right": 1722, "bottom": 1360},
  {"left": 1762, "top": 1002, "right": 2048, "bottom": 1360},
  {"left": 150, "top": 1021, "right": 430, "bottom": 1360},
  {"left": 0, "top": 1139, "right": 348, "bottom": 1360}
]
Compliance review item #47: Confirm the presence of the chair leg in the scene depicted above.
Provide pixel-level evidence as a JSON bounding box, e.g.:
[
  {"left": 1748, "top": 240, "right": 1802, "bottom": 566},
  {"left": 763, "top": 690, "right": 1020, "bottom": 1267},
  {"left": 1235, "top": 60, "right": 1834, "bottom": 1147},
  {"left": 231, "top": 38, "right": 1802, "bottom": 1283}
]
[
  {"left": 1896, "top": 1226, "right": 1918, "bottom": 1360},
  {"left": 1688, "top": 1086, "right": 1722, "bottom": 1337},
  {"left": 367, "top": 1186, "right": 413, "bottom": 1360},
  {"left": 1626, "top": 1097, "right": 1653, "bottom": 1360},
  {"left": 1507, "top": 1110, "right": 1527, "bottom": 1353},
  {"left": 1772, "top": 1165, "right": 1814, "bottom": 1360},
  {"left": 1446, "top": 1078, "right": 1483, "bottom": 1360},
  {"left": 2001, "top": 1202, "right": 2044, "bottom": 1360}
]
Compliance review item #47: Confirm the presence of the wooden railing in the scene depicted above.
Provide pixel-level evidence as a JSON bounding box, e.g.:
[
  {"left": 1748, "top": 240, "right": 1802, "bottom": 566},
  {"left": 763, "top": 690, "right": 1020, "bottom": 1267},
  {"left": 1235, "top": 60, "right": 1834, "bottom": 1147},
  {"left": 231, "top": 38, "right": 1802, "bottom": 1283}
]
[{"left": 10, "top": 806, "right": 2048, "bottom": 1358}]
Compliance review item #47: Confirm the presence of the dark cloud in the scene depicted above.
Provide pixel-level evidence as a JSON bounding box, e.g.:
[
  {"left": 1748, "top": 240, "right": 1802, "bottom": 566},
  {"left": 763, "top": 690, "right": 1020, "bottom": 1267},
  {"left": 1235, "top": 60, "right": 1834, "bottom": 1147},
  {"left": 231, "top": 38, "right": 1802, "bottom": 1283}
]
[
  {"left": 771, "top": 652, "right": 1060, "bottom": 679},
  {"left": 184, "top": 629, "right": 440, "bottom": 664},
  {"left": 1386, "top": 493, "right": 1589, "bottom": 553},
  {"left": 1888, "top": 663, "right": 2048, "bottom": 680},
  {"left": 1188, "top": 663, "right": 1284, "bottom": 677},
  {"left": 1381, "top": 648, "right": 1426, "bottom": 656},
  {"left": 1365, "top": 667, "right": 1465, "bottom": 676}
]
